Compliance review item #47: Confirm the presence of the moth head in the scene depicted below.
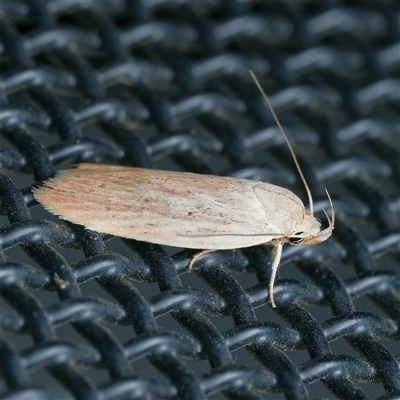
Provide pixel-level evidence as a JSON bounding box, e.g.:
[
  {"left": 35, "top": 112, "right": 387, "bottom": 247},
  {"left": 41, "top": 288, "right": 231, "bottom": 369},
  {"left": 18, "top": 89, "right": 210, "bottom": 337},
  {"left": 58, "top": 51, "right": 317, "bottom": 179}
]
[{"left": 288, "top": 189, "right": 335, "bottom": 247}]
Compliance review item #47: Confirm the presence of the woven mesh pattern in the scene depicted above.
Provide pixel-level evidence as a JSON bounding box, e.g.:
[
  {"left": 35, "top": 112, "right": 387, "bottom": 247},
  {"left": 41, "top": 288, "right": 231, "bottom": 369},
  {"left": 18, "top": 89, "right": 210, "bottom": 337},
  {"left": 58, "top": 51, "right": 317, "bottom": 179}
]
[{"left": 1, "top": 1, "right": 399, "bottom": 399}]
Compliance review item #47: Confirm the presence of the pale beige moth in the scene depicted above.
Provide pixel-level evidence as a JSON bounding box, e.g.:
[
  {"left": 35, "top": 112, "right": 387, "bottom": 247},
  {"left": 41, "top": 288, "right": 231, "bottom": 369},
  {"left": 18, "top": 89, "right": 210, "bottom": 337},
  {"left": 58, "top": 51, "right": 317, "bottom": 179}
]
[{"left": 33, "top": 72, "right": 334, "bottom": 307}]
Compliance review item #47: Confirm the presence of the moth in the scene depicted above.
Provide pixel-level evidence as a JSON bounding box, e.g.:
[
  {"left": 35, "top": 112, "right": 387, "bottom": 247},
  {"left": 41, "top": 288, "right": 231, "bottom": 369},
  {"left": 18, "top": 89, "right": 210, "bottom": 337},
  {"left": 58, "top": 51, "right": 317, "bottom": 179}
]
[{"left": 33, "top": 72, "right": 334, "bottom": 307}]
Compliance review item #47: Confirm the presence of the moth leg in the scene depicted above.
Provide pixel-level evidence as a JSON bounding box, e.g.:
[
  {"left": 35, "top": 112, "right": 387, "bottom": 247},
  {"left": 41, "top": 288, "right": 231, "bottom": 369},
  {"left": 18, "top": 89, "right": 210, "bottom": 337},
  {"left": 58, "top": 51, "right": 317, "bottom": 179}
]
[
  {"left": 269, "top": 243, "right": 283, "bottom": 308},
  {"left": 187, "top": 250, "right": 216, "bottom": 272}
]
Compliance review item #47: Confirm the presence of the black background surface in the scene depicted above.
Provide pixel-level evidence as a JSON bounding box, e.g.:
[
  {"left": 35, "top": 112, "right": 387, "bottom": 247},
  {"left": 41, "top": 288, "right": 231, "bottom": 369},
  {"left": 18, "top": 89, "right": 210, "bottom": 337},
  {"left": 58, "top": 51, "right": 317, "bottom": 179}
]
[{"left": 1, "top": 1, "right": 399, "bottom": 399}]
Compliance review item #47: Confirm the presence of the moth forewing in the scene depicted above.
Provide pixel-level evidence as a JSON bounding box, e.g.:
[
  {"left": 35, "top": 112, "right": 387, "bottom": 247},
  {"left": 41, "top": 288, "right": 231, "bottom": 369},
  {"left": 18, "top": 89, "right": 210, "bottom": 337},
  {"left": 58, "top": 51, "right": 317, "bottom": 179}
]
[{"left": 33, "top": 164, "right": 310, "bottom": 249}]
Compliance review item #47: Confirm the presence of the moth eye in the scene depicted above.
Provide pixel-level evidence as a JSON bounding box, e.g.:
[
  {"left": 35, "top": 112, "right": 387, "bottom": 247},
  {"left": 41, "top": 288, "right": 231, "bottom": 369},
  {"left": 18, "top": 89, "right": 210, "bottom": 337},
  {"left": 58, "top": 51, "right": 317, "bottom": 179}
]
[{"left": 289, "top": 231, "right": 305, "bottom": 245}]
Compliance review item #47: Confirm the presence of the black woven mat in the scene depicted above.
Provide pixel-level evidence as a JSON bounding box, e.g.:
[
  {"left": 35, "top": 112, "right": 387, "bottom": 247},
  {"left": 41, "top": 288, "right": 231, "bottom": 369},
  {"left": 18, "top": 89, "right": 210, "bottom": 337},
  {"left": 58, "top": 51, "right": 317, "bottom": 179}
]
[{"left": 1, "top": 1, "right": 399, "bottom": 399}]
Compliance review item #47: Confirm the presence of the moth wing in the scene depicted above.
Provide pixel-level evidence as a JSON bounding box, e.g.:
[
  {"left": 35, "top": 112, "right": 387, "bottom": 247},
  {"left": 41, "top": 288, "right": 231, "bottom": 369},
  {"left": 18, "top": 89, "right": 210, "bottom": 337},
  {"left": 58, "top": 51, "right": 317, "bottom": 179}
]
[
  {"left": 250, "top": 182, "right": 305, "bottom": 233},
  {"left": 34, "top": 164, "right": 302, "bottom": 249}
]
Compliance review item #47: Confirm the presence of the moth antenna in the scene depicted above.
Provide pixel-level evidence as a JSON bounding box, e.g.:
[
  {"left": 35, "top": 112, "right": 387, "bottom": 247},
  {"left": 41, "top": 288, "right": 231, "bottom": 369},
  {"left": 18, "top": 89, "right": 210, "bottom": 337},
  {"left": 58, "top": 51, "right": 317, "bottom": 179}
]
[
  {"left": 249, "top": 70, "right": 314, "bottom": 215},
  {"left": 178, "top": 232, "right": 294, "bottom": 238}
]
